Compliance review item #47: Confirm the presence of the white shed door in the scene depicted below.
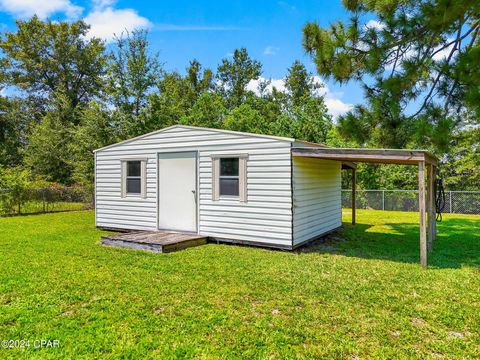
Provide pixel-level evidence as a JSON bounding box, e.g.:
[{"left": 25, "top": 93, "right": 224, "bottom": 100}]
[{"left": 158, "top": 152, "right": 197, "bottom": 232}]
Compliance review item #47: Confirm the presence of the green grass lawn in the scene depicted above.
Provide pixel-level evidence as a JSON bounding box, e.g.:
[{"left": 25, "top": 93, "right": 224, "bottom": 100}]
[{"left": 0, "top": 210, "right": 479, "bottom": 359}]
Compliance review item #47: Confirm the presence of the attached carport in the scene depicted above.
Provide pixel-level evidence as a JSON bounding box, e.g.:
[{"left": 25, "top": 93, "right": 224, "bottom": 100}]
[{"left": 292, "top": 147, "right": 439, "bottom": 268}]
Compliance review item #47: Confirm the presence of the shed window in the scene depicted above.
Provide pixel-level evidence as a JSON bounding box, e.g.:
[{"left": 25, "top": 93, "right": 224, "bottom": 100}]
[
  {"left": 211, "top": 154, "right": 247, "bottom": 202},
  {"left": 219, "top": 158, "right": 239, "bottom": 196},
  {"left": 121, "top": 159, "right": 146, "bottom": 198},
  {"left": 126, "top": 161, "right": 142, "bottom": 194}
]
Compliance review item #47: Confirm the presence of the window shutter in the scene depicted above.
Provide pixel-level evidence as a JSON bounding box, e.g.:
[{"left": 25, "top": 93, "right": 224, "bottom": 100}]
[
  {"left": 212, "top": 158, "right": 220, "bottom": 201},
  {"left": 141, "top": 160, "right": 147, "bottom": 198},
  {"left": 121, "top": 161, "right": 126, "bottom": 198},
  {"left": 239, "top": 157, "right": 247, "bottom": 202}
]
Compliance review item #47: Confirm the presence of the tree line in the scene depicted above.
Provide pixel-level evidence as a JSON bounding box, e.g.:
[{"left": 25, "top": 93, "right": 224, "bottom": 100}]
[{"left": 0, "top": 7, "right": 478, "bottom": 193}]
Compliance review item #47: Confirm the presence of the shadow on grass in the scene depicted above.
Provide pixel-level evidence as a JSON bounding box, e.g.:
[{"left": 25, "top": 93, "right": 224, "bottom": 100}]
[{"left": 298, "top": 217, "right": 480, "bottom": 269}]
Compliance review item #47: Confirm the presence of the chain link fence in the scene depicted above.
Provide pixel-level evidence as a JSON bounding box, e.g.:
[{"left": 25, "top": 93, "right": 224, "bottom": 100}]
[
  {"left": 3, "top": 186, "right": 479, "bottom": 216},
  {"left": 342, "top": 190, "right": 480, "bottom": 215},
  {"left": 0, "top": 186, "right": 93, "bottom": 216}
]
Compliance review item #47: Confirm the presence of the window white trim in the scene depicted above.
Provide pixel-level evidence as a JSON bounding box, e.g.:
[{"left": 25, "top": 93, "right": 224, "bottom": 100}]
[
  {"left": 121, "top": 159, "right": 147, "bottom": 198},
  {"left": 239, "top": 157, "right": 247, "bottom": 202},
  {"left": 211, "top": 154, "right": 248, "bottom": 202}
]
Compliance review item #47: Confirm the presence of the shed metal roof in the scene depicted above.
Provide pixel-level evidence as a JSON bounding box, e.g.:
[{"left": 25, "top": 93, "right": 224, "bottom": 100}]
[{"left": 94, "top": 125, "right": 296, "bottom": 153}]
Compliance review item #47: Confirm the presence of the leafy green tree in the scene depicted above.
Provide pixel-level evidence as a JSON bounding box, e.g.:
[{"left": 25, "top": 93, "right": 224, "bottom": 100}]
[
  {"left": 0, "top": 96, "right": 31, "bottom": 166},
  {"left": 245, "top": 93, "right": 282, "bottom": 127},
  {"left": 180, "top": 92, "right": 226, "bottom": 128},
  {"left": 284, "top": 60, "right": 322, "bottom": 107},
  {"left": 325, "top": 126, "right": 356, "bottom": 148},
  {"left": 274, "top": 61, "right": 332, "bottom": 143},
  {"left": 69, "top": 101, "right": 118, "bottom": 187},
  {"left": 269, "top": 112, "right": 296, "bottom": 138},
  {"left": 303, "top": 0, "right": 480, "bottom": 152},
  {"left": 443, "top": 126, "right": 480, "bottom": 190},
  {"left": 1, "top": 16, "right": 106, "bottom": 116},
  {"left": 24, "top": 93, "right": 77, "bottom": 183},
  {"left": 223, "top": 103, "right": 269, "bottom": 134},
  {"left": 106, "top": 30, "right": 161, "bottom": 118},
  {"left": 143, "top": 72, "right": 191, "bottom": 133},
  {"left": 0, "top": 165, "right": 32, "bottom": 214},
  {"left": 185, "top": 59, "right": 214, "bottom": 104},
  {"left": 217, "top": 48, "right": 262, "bottom": 108},
  {"left": 292, "top": 97, "right": 332, "bottom": 143},
  {"left": 143, "top": 60, "right": 213, "bottom": 133}
]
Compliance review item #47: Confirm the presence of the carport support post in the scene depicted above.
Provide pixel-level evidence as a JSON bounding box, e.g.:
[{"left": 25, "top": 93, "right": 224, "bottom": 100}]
[
  {"left": 352, "top": 168, "right": 356, "bottom": 225},
  {"left": 427, "top": 164, "right": 435, "bottom": 252},
  {"left": 418, "top": 161, "right": 427, "bottom": 268}
]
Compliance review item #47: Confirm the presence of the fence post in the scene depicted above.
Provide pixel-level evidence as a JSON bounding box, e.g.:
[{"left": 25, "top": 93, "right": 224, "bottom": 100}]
[
  {"left": 382, "top": 190, "right": 385, "bottom": 210},
  {"left": 449, "top": 191, "right": 452, "bottom": 213},
  {"left": 42, "top": 188, "right": 46, "bottom": 213},
  {"left": 351, "top": 169, "right": 356, "bottom": 225}
]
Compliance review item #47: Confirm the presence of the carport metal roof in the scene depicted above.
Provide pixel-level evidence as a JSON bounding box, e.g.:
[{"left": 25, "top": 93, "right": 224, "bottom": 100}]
[
  {"left": 292, "top": 147, "right": 439, "bottom": 268},
  {"left": 292, "top": 147, "right": 438, "bottom": 166}
]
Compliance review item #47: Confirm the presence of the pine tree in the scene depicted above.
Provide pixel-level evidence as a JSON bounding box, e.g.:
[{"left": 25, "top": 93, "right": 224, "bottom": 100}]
[{"left": 303, "top": 0, "right": 480, "bottom": 152}]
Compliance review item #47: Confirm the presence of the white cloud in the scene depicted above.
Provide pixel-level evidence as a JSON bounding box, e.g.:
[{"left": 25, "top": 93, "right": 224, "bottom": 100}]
[
  {"left": 246, "top": 77, "right": 286, "bottom": 93},
  {"left": 247, "top": 76, "right": 353, "bottom": 118},
  {"left": 245, "top": 78, "right": 261, "bottom": 92},
  {"left": 324, "top": 98, "right": 353, "bottom": 118},
  {"left": 365, "top": 20, "right": 385, "bottom": 30},
  {"left": 312, "top": 76, "right": 354, "bottom": 117},
  {"left": 0, "top": 0, "right": 83, "bottom": 19},
  {"left": 84, "top": 3, "right": 152, "bottom": 42},
  {"left": 269, "top": 78, "right": 287, "bottom": 92},
  {"left": 263, "top": 46, "right": 279, "bottom": 56}
]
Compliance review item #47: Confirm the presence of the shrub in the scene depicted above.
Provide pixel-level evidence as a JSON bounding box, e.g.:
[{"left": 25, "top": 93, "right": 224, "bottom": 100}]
[{"left": 0, "top": 166, "right": 32, "bottom": 214}]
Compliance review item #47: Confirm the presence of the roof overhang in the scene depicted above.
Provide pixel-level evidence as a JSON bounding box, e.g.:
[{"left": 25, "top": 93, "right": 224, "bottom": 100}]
[
  {"left": 292, "top": 147, "right": 438, "bottom": 166},
  {"left": 341, "top": 161, "right": 357, "bottom": 170}
]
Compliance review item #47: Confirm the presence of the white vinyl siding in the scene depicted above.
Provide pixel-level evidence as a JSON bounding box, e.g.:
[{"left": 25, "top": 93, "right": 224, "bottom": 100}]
[
  {"left": 292, "top": 157, "right": 342, "bottom": 246},
  {"left": 95, "top": 126, "right": 293, "bottom": 246}
]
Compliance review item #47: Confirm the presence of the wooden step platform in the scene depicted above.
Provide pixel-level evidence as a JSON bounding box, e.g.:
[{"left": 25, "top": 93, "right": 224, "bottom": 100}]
[{"left": 101, "top": 231, "right": 208, "bottom": 253}]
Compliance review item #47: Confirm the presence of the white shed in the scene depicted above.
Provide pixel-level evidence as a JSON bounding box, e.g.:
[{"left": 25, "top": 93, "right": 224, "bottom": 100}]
[{"left": 94, "top": 125, "right": 345, "bottom": 250}]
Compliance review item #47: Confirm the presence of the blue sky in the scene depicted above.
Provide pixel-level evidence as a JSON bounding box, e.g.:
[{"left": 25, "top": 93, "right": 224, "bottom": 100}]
[{"left": 0, "top": 0, "right": 364, "bottom": 117}]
